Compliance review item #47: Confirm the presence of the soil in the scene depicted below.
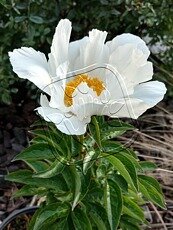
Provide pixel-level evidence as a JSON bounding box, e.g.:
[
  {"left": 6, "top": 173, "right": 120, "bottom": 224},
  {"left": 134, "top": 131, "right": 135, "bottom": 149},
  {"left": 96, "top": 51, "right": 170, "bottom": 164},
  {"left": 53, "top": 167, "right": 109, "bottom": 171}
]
[
  {"left": 3, "top": 213, "right": 33, "bottom": 230},
  {"left": 0, "top": 95, "right": 38, "bottom": 223}
]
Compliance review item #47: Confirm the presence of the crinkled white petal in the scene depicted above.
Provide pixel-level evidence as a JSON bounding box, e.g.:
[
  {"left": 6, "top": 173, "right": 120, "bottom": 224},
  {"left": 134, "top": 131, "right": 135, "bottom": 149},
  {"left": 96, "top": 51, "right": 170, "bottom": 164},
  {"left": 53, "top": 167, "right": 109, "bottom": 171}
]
[
  {"left": 107, "top": 33, "right": 152, "bottom": 87},
  {"left": 108, "top": 81, "right": 166, "bottom": 119},
  {"left": 74, "top": 101, "right": 125, "bottom": 121},
  {"left": 36, "top": 105, "right": 90, "bottom": 135},
  {"left": 48, "top": 19, "right": 72, "bottom": 77},
  {"left": 133, "top": 81, "right": 167, "bottom": 106},
  {"left": 72, "top": 29, "right": 109, "bottom": 78},
  {"left": 108, "top": 44, "right": 153, "bottom": 86},
  {"left": 68, "top": 37, "right": 89, "bottom": 71},
  {"left": 9, "top": 47, "right": 51, "bottom": 94},
  {"left": 107, "top": 33, "right": 150, "bottom": 58},
  {"left": 108, "top": 98, "right": 149, "bottom": 119}
]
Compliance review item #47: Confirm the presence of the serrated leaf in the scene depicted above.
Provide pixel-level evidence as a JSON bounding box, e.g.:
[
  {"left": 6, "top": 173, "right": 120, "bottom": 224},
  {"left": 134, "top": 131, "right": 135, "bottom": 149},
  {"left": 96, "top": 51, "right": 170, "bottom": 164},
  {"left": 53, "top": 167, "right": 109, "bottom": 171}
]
[
  {"left": 101, "top": 141, "right": 126, "bottom": 153},
  {"left": 72, "top": 207, "right": 92, "bottom": 230},
  {"left": 13, "top": 143, "right": 56, "bottom": 161},
  {"left": 115, "top": 153, "right": 138, "bottom": 190},
  {"left": 26, "top": 160, "right": 49, "bottom": 172},
  {"left": 106, "top": 180, "right": 122, "bottom": 229},
  {"left": 104, "top": 154, "right": 137, "bottom": 192},
  {"left": 120, "top": 216, "right": 141, "bottom": 230},
  {"left": 101, "top": 122, "right": 133, "bottom": 141},
  {"left": 139, "top": 175, "right": 163, "bottom": 194},
  {"left": 83, "top": 149, "right": 97, "bottom": 174},
  {"left": 28, "top": 203, "right": 69, "bottom": 230},
  {"left": 13, "top": 185, "right": 46, "bottom": 197},
  {"left": 6, "top": 170, "right": 68, "bottom": 192},
  {"left": 61, "top": 165, "right": 81, "bottom": 210},
  {"left": 70, "top": 136, "right": 82, "bottom": 156},
  {"left": 139, "top": 161, "right": 157, "bottom": 171},
  {"left": 33, "top": 159, "right": 65, "bottom": 178},
  {"left": 123, "top": 196, "right": 145, "bottom": 222},
  {"left": 89, "top": 202, "right": 111, "bottom": 229},
  {"left": 30, "top": 129, "right": 68, "bottom": 156},
  {"left": 71, "top": 166, "right": 81, "bottom": 210},
  {"left": 139, "top": 180, "right": 166, "bottom": 209},
  {"left": 110, "top": 173, "right": 128, "bottom": 192}
]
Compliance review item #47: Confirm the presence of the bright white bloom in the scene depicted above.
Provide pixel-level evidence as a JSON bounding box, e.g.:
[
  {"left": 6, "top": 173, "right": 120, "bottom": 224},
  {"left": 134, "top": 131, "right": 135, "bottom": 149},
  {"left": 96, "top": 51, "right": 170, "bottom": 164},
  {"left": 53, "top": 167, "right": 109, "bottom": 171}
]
[{"left": 9, "top": 19, "right": 166, "bottom": 135}]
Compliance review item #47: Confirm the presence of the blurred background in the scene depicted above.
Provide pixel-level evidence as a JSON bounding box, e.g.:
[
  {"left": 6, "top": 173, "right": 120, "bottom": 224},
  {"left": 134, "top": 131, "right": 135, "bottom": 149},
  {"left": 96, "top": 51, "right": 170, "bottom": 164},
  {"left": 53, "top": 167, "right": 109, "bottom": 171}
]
[{"left": 0, "top": 0, "right": 173, "bottom": 229}]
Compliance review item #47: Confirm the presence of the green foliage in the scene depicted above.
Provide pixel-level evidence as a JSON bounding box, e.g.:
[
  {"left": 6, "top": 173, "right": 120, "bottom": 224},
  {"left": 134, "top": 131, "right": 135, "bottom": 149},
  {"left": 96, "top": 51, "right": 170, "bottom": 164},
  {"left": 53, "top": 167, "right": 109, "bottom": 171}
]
[
  {"left": 0, "top": 0, "right": 173, "bottom": 104},
  {"left": 6, "top": 117, "right": 165, "bottom": 229}
]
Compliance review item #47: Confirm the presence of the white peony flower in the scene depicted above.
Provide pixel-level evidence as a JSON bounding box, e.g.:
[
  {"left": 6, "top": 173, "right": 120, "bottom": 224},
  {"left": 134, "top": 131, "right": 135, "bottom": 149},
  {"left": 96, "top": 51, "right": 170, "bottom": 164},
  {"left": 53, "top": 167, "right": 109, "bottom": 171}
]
[{"left": 9, "top": 19, "right": 166, "bottom": 135}]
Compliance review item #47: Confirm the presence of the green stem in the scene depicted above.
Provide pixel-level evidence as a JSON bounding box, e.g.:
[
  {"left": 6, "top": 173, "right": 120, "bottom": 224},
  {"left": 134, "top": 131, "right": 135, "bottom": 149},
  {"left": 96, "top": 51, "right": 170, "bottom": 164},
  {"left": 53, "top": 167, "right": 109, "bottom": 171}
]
[
  {"left": 92, "top": 116, "right": 102, "bottom": 149},
  {"left": 78, "top": 134, "right": 84, "bottom": 159}
]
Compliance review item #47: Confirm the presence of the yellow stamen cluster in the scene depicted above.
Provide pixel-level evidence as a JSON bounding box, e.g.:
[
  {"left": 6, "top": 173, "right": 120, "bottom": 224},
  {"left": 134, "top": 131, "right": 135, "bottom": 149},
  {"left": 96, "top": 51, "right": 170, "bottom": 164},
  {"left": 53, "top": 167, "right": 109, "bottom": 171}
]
[{"left": 64, "top": 74, "right": 105, "bottom": 107}]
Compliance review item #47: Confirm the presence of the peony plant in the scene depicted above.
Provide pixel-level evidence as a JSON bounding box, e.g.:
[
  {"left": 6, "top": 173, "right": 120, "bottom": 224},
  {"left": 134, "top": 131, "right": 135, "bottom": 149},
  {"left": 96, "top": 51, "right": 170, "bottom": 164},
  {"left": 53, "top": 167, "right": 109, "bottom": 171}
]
[{"left": 7, "top": 19, "right": 166, "bottom": 229}]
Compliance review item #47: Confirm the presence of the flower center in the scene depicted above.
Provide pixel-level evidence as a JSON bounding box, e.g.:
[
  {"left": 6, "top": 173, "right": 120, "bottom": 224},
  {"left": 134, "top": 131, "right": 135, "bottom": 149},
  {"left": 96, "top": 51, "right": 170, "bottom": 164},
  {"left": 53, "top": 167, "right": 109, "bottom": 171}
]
[{"left": 64, "top": 74, "right": 105, "bottom": 107}]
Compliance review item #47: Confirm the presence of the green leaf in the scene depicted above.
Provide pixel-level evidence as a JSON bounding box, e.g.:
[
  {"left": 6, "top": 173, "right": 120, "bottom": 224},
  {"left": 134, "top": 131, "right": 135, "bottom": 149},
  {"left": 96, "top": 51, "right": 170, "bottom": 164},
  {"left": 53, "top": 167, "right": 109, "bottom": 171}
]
[
  {"left": 89, "top": 202, "right": 111, "bottom": 229},
  {"left": 90, "top": 212, "right": 107, "bottom": 230},
  {"left": 30, "top": 129, "right": 68, "bottom": 156},
  {"left": 71, "top": 166, "right": 82, "bottom": 210},
  {"left": 33, "top": 159, "right": 65, "bottom": 178},
  {"left": 106, "top": 180, "right": 122, "bottom": 230},
  {"left": 114, "top": 153, "right": 138, "bottom": 190},
  {"left": 70, "top": 136, "right": 82, "bottom": 156},
  {"left": 101, "top": 120, "right": 134, "bottom": 141},
  {"left": 139, "top": 175, "right": 163, "bottom": 194},
  {"left": 101, "top": 141, "right": 126, "bottom": 153},
  {"left": 120, "top": 215, "right": 141, "bottom": 230},
  {"left": 103, "top": 154, "right": 137, "bottom": 192},
  {"left": 110, "top": 173, "right": 128, "bottom": 192},
  {"left": 83, "top": 149, "right": 97, "bottom": 174},
  {"left": 26, "top": 160, "right": 49, "bottom": 172},
  {"left": 139, "top": 179, "right": 166, "bottom": 209},
  {"left": 6, "top": 170, "right": 68, "bottom": 192},
  {"left": 29, "top": 15, "right": 44, "bottom": 24},
  {"left": 72, "top": 207, "right": 92, "bottom": 230},
  {"left": 54, "top": 218, "right": 69, "bottom": 229},
  {"left": 139, "top": 161, "right": 157, "bottom": 171},
  {"left": 61, "top": 165, "right": 82, "bottom": 210},
  {"left": 28, "top": 203, "right": 69, "bottom": 230},
  {"left": 123, "top": 196, "right": 145, "bottom": 222},
  {"left": 13, "top": 143, "right": 56, "bottom": 161},
  {"left": 13, "top": 185, "right": 47, "bottom": 197},
  {"left": 14, "top": 16, "right": 27, "bottom": 23}
]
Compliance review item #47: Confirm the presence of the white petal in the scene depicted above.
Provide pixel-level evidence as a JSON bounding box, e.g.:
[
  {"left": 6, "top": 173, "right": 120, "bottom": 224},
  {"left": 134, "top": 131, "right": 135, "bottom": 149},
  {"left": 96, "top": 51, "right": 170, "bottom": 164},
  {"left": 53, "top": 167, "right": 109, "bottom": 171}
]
[
  {"left": 9, "top": 47, "right": 51, "bottom": 94},
  {"left": 133, "top": 81, "right": 167, "bottom": 106},
  {"left": 109, "top": 45, "right": 152, "bottom": 84},
  {"left": 48, "top": 63, "right": 69, "bottom": 111},
  {"left": 72, "top": 29, "right": 109, "bottom": 78},
  {"left": 104, "top": 65, "right": 133, "bottom": 100},
  {"left": 40, "top": 94, "right": 49, "bottom": 107},
  {"left": 107, "top": 33, "right": 150, "bottom": 58},
  {"left": 108, "top": 98, "right": 149, "bottom": 119},
  {"left": 107, "top": 81, "right": 166, "bottom": 119},
  {"left": 48, "top": 19, "right": 72, "bottom": 76},
  {"left": 36, "top": 106, "right": 89, "bottom": 135},
  {"left": 68, "top": 37, "right": 89, "bottom": 71},
  {"left": 74, "top": 101, "right": 124, "bottom": 121}
]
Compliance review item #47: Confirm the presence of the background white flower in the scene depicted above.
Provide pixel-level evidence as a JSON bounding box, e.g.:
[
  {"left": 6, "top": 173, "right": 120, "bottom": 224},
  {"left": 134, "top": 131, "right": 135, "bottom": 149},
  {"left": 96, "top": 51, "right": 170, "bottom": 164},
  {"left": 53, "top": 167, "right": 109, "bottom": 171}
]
[{"left": 9, "top": 19, "right": 166, "bottom": 135}]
